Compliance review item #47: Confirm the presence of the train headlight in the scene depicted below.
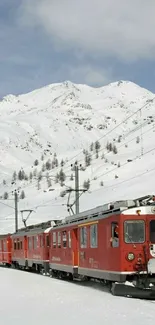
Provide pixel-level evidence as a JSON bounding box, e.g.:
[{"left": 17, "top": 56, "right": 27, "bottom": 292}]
[{"left": 127, "top": 252, "right": 135, "bottom": 261}]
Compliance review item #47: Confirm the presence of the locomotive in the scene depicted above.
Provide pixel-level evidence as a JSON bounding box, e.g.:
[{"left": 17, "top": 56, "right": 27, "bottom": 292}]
[{"left": 1, "top": 194, "right": 155, "bottom": 299}]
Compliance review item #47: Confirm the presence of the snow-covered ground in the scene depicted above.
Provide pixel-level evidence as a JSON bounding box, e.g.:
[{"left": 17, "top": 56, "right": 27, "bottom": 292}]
[
  {"left": 0, "top": 80, "right": 155, "bottom": 233},
  {"left": 1, "top": 268, "right": 155, "bottom": 325}
]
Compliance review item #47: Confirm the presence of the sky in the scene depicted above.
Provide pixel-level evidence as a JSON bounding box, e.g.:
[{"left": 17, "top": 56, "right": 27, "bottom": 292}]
[{"left": 0, "top": 0, "right": 155, "bottom": 97}]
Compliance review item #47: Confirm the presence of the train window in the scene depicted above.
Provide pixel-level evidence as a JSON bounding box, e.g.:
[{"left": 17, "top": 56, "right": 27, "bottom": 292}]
[
  {"left": 0, "top": 241, "right": 1, "bottom": 251},
  {"left": 150, "top": 220, "right": 155, "bottom": 243},
  {"left": 40, "top": 235, "right": 43, "bottom": 247},
  {"left": 28, "top": 237, "right": 32, "bottom": 249},
  {"left": 63, "top": 231, "right": 67, "bottom": 248},
  {"left": 68, "top": 231, "right": 71, "bottom": 248},
  {"left": 53, "top": 232, "right": 56, "bottom": 248},
  {"left": 17, "top": 239, "right": 20, "bottom": 250},
  {"left": 58, "top": 232, "right": 61, "bottom": 248},
  {"left": 80, "top": 227, "right": 87, "bottom": 248},
  {"left": 111, "top": 222, "right": 119, "bottom": 247},
  {"left": 124, "top": 220, "right": 145, "bottom": 243},
  {"left": 14, "top": 241, "right": 16, "bottom": 250},
  {"left": 34, "top": 237, "right": 37, "bottom": 249},
  {"left": 90, "top": 224, "right": 98, "bottom": 248},
  {"left": 46, "top": 235, "right": 50, "bottom": 247},
  {"left": 20, "top": 241, "right": 22, "bottom": 250},
  {"left": 3, "top": 240, "right": 6, "bottom": 251}
]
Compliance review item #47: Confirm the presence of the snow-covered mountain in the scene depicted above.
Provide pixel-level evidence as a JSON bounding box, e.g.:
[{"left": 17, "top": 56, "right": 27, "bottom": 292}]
[{"left": 0, "top": 80, "right": 155, "bottom": 233}]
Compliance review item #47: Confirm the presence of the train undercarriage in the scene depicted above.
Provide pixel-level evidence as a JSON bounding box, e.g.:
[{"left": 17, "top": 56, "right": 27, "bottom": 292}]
[{"left": 1, "top": 261, "right": 155, "bottom": 300}]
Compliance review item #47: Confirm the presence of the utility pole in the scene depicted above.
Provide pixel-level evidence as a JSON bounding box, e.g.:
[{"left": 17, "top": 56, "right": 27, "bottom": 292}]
[
  {"left": 75, "top": 162, "right": 79, "bottom": 214},
  {"left": 14, "top": 190, "right": 18, "bottom": 233},
  {"left": 140, "top": 108, "right": 144, "bottom": 156},
  {"left": 66, "top": 161, "right": 87, "bottom": 216}
]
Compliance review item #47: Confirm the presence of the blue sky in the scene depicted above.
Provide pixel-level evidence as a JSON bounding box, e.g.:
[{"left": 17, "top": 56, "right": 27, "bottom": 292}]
[{"left": 0, "top": 0, "right": 155, "bottom": 97}]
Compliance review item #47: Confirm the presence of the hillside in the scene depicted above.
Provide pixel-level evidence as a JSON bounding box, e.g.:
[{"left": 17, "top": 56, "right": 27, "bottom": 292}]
[{"left": 0, "top": 79, "right": 155, "bottom": 233}]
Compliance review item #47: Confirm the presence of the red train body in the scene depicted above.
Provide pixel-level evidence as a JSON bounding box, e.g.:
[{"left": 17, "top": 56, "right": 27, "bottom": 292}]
[
  {"left": 0, "top": 234, "right": 12, "bottom": 266},
  {"left": 49, "top": 198, "right": 155, "bottom": 286},
  {"left": 0, "top": 194, "right": 155, "bottom": 295},
  {"left": 10, "top": 221, "right": 53, "bottom": 273}
]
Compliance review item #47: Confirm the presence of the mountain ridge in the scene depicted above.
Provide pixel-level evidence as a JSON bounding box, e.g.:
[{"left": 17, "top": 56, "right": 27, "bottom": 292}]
[{"left": 0, "top": 79, "right": 155, "bottom": 233}]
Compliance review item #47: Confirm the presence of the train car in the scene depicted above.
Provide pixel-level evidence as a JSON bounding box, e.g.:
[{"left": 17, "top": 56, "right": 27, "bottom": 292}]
[
  {"left": 49, "top": 222, "right": 78, "bottom": 279},
  {"left": 0, "top": 234, "right": 12, "bottom": 266},
  {"left": 11, "top": 231, "right": 27, "bottom": 269},
  {"left": 11, "top": 220, "right": 60, "bottom": 273},
  {"left": 49, "top": 195, "right": 155, "bottom": 298}
]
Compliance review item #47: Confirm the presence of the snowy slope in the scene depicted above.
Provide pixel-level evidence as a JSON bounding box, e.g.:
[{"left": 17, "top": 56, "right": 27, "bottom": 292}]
[
  {"left": 0, "top": 80, "right": 155, "bottom": 233},
  {"left": 1, "top": 268, "right": 155, "bottom": 325}
]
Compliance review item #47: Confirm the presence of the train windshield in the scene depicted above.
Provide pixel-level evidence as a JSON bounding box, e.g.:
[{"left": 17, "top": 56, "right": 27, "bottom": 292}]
[
  {"left": 150, "top": 220, "right": 155, "bottom": 243},
  {"left": 124, "top": 220, "right": 145, "bottom": 243}
]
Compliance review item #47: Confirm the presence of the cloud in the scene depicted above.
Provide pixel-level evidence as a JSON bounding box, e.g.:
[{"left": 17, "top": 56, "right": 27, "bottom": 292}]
[{"left": 19, "top": 0, "right": 155, "bottom": 62}]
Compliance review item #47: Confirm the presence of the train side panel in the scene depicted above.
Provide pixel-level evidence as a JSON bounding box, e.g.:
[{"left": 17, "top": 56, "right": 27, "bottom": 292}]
[
  {"left": 77, "top": 216, "right": 122, "bottom": 282},
  {"left": 49, "top": 226, "right": 78, "bottom": 275},
  {"left": 27, "top": 233, "right": 45, "bottom": 267},
  {"left": 27, "top": 229, "right": 51, "bottom": 272},
  {"left": 0, "top": 235, "right": 12, "bottom": 265},
  {"left": 11, "top": 235, "right": 27, "bottom": 266}
]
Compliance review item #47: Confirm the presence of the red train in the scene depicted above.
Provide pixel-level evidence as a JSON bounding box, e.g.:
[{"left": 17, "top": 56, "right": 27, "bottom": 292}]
[{"left": 1, "top": 194, "right": 155, "bottom": 298}]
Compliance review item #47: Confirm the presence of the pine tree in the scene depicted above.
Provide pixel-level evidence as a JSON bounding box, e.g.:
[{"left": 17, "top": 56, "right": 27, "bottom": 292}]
[
  {"left": 29, "top": 172, "right": 33, "bottom": 182},
  {"left": 34, "top": 159, "right": 39, "bottom": 166},
  {"left": 12, "top": 171, "right": 17, "bottom": 181},
  {"left": 55, "top": 173, "right": 59, "bottom": 183},
  {"left": 45, "top": 159, "right": 52, "bottom": 170},
  {"left": 136, "top": 136, "right": 140, "bottom": 144},
  {"left": 94, "top": 140, "right": 101, "bottom": 153},
  {"left": 85, "top": 152, "right": 92, "bottom": 167},
  {"left": 18, "top": 170, "right": 24, "bottom": 180},
  {"left": 113, "top": 145, "right": 118, "bottom": 154},
  {"left": 61, "top": 159, "right": 64, "bottom": 167},
  {"left": 59, "top": 169, "right": 66, "bottom": 186},
  {"left": 55, "top": 158, "right": 58, "bottom": 167},
  {"left": 38, "top": 172, "right": 42, "bottom": 182},
  {"left": 47, "top": 178, "right": 52, "bottom": 188},
  {"left": 42, "top": 163, "right": 46, "bottom": 172},
  {"left": 83, "top": 179, "right": 90, "bottom": 190},
  {"left": 70, "top": 173, "right": 74, "bottom": 181},
  {"left": 90, "top": 142, "right": 94, "bottom": 151},
  {"left": 109, "top": 142, "right": 113, "bottom": 152},
  {"left": 24, "top": 174, "right": 28, "bottom": 181},
  {"left": 20, "top": 190, "right": 25, "bottom": 199},
  {"left": 3, "top": 192, "right": 8, "bottom": 200},
  {"left": 106, "top": 141, "right": 110, "bottom": 151}
]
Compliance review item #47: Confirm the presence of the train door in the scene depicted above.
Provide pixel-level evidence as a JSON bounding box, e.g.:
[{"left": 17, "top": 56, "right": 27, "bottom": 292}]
[
  {"left": 148, "top": 217, "right": 155, "bottom": 274},
  {"left": 72, "top": 228, "right": 79, "bottom": 267},
  {"left": 149, "top": 219, "right": 155, "bottom": 250},
  {"left": 108, "top": 221, "right": 121, "bottom": 272},
  {"left": 45, "top": 233, "right": 50, "bottom": 261}
]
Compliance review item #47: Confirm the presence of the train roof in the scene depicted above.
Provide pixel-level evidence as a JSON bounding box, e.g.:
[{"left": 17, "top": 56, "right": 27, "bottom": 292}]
[
  {"left": 12, "top": 194, "right": 155, "bottom": 235},
  {"left": 12, "top": 219, "right": 62, "bottom": 237},
  {"left": 0, "top": 234, "right": 11, "bottom": 239},
  {"left": 59, "top": 194, "right": 155, "bottom": 226}
]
